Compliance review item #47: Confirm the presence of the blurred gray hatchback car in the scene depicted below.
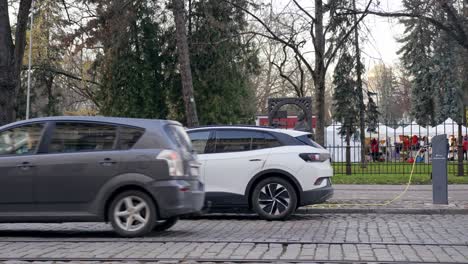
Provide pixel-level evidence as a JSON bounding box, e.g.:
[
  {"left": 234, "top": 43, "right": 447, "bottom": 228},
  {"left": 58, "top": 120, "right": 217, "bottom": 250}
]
[{"left": 0, "top": 116, "right": 204, "bottom": 237}]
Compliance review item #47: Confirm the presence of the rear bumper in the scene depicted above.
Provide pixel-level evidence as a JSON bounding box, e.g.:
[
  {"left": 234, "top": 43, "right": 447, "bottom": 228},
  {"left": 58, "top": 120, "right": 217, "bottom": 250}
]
[
  {"left": 300, "top": 186, "right": 334, "bottom": 206},
  {"left": 149, "top": 179, "right": 205, "bottom": 219}
]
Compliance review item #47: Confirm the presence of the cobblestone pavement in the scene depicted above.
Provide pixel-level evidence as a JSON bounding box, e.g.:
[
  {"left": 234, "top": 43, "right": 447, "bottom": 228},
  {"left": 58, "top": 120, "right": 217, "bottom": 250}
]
[{"left": 0, "top": 214, "right": 467, "bottom": 263}]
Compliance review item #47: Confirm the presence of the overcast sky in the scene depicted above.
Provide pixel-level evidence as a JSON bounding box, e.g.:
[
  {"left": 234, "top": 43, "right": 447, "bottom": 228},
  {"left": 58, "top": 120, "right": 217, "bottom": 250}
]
[{"left": 360, "top": 0, "right": 405, "bottom": 69}]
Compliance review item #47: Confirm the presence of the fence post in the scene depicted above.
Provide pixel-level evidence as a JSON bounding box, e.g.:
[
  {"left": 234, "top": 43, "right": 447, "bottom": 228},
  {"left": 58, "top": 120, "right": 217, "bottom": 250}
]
[
  {"left": 345, "top": 123, "right": 352, "bottom": 175},
  {"left": 458, "top": 123, "right": 464, "bottom": 176}
]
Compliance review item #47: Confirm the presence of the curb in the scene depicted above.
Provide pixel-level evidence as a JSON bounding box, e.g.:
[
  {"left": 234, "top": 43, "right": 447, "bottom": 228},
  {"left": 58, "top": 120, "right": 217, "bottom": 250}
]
[{"left": 296, "top": 207, "right": 468, "bottom": 215}]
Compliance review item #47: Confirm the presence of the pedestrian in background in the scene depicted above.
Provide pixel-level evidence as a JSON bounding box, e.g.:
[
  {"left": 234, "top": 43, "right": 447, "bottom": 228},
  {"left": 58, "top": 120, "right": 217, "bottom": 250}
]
[{"left": 371, "top": 138, "right": 379, "bottom": 162}]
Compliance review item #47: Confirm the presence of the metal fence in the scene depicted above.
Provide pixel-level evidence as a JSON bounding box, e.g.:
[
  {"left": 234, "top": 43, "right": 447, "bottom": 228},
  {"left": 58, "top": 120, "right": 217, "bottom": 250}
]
[{"left": 324, "top": 119, "right": 468, "bottom": 176}]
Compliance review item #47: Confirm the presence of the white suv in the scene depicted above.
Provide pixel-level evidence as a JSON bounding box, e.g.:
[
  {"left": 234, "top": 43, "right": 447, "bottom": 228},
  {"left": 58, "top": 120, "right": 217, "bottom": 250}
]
[{"left": 187, "top": 126, "right": 333, "bottom": 220}]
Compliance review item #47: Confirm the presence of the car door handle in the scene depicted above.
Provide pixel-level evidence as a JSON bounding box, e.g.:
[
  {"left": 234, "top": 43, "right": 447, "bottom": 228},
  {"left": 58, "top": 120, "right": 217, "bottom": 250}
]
[
  {"left": 16, "top": 162, "right": 35, "bottom": 170},
  {"left": 249, "top": 159, "right": 263, "bottom": 162},
  {"left": 99, "top": 158, "right": 117, "bottom": 166}
]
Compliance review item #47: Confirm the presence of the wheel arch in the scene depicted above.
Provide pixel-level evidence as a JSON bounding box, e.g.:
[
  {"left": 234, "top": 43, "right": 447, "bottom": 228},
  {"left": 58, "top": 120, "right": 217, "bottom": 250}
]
[{"left": 245, "top": 169, "right": 303, "bottom": 209}]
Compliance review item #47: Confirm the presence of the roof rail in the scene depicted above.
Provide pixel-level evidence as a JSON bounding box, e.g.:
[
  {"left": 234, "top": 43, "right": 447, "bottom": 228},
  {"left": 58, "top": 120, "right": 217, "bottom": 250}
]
[{"left": 189, "top": 124, "right": 278, "bottom": 129}]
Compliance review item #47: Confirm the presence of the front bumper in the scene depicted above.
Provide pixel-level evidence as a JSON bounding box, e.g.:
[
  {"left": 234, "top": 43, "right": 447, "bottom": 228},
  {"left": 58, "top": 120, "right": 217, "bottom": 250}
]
[
  {"left": 149, "top": 179, "right": 205, "bottom": 219},
  {"left": 300, "top": 185, "right": 334, "bottom": 206}
]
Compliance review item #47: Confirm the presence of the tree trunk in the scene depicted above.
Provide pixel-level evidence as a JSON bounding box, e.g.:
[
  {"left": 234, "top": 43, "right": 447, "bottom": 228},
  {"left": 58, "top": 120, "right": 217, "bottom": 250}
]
[
  {"left": 0, "top": 0, "right": 33, "bottom": 125},
  {"left": 314, "top": 0, "right": 326, "bottom": 146},
  {"left": 172, "top": 0, "right": 199, "bottom": 127},
  {"left": 346, "top": 124, "right": 352, "bottom": 175},
  {"left": 353, "top": 0, "right": 367, "bottom": 168},
  {"left": 0, "top": 0, "right": 16, "bottom": 125}
]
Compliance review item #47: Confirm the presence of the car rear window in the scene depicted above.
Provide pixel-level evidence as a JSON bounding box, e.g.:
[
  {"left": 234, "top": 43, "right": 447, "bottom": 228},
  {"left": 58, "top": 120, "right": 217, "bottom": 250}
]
[
  {"left": 119, "top": 126, "right": 145, "bottom": 150},
  {"left": 296, "top": 134, "right": 324, "bottom": 149},
  {"left": 165, "top": 124, "right": 193, "bottom": 153},
  {"left": 251, "top": 132, "right": 281, "bottom": 150}
]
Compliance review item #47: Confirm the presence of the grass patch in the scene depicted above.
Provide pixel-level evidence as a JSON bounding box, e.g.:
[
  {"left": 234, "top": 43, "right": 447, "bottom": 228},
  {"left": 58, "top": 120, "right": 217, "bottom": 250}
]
[{"left": 332, "top": 162, "right": 468, "bottom": 184}]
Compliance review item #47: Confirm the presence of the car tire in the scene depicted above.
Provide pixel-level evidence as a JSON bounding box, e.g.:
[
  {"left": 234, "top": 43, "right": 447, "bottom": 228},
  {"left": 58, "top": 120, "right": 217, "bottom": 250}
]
[
  {"left": 251, "top": 177, "right": 298, "bottom": 220},
  {"left": 109, "top": 190, "right": 157, "bottom": 237},
  {"left": 153, "top": 217, "right": 179, "bottom": 232}
]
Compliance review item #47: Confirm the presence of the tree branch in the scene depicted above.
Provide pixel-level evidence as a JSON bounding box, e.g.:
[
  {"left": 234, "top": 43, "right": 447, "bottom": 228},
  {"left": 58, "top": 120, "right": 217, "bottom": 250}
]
[
  {"left": 292, "top": 0, "right": 315, "bottom": 23},
  {"left": 22, "top": 65, "right": 101, "bottom": 86},
  {"left": 272, "top": 45, "right": 302, "bottom": 97},
  {"left": 338, "top": 8, "right": 468, "bottom": 49},
  {"left": 440, "top": 1, "right": 467, "bottom": 47},
  {"left": 223, "top": 0, "right": 316, "bottom": 78}
]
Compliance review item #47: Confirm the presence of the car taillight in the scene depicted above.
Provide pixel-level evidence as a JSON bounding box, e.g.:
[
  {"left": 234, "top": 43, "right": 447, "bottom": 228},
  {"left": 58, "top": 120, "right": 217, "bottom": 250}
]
[
  {"left": 299, "top": 153, "right": 330, "bottom": 162},
  {"left": 157, "top": 150, "right": 184, "bottom": 176}
]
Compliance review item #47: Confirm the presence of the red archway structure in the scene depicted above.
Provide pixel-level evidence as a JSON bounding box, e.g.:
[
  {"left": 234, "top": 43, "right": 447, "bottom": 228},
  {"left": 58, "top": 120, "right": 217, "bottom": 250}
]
[{"left": 268, "top": 97, "right": 313, "bottom": 133}]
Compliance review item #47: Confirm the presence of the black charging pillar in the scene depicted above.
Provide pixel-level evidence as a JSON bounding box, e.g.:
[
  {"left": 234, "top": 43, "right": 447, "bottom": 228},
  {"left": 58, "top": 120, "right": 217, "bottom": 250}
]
[{"left": 431, "top": 134, "right": 448, "bottom": 205}]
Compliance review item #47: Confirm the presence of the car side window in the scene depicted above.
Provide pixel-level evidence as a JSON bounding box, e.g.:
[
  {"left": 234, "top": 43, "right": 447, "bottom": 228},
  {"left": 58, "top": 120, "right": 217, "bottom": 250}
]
[
  {"left": 0, "top": 123, "right": 44, "bottom": 156},
  {"left": 119, "top": 126, "right": 145, "bottom": 150},
  {"left": 48, "top": 122, "right": 117, "bottom": 153},
  {"left": 251, "top": 132, "right": 282, "bottom": 150},
  {"left": 188, "top": 131, "right": 211, "bottom": 154},
  {"left": 215, "top": 130, "right": 253, "bottom": 153}
]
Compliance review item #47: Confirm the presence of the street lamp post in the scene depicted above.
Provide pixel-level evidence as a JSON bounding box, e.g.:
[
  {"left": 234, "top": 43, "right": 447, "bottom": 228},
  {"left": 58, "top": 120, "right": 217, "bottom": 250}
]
[{"left": 26, "top": 0, "right": 35, "bottom": 120}]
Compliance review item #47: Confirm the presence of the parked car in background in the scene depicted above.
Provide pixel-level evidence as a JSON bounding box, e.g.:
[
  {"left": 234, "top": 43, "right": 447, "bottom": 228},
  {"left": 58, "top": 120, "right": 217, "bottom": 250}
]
[
  {"left": 0, "top": 116, "right": 204, "bottom": 237},
  {"left": 187, "top": 126, "right": 333, "bottom": 220}
]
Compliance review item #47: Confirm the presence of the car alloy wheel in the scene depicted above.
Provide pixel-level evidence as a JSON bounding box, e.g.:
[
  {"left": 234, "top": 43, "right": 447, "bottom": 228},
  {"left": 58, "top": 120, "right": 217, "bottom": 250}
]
[
  {"left": 259, "top": 183, "right": 290, "bottom": 215},
  {"left": 114, "top": 196, "right": 150, "bottom": 232},
  {"left": 109, "top": 190, "right": 157, "bottom": 237},
  {"left": 252, "top": 177, "right": 297, "bottom": 220}
]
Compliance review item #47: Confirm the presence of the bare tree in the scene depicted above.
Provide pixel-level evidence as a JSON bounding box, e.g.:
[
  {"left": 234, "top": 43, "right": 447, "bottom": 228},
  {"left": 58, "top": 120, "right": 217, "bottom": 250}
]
[
  {"left": 225, "top": 0, "right": 373, "bottom": 145},
  {"left": 172, "top": 0, "right": 199, "bottom": 127},
  {"left": 0, "top": 0, "right": 33, "bottom": 125},
  {"left": 251, "top": 4, "right": 311, "bottom": 114}
]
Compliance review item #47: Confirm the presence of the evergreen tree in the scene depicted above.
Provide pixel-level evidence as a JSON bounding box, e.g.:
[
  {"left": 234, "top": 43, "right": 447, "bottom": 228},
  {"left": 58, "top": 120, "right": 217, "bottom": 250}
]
[
  {"left": 189, "top": 0, "right": 259, "bottom": 125},
  {"left": 366, "top": 94, "right": 379, "bottom": 132},
  {"left": 332, "top": 50, "right": 358, "bottom": 174},
  {"left": 398, "top": 0, "right": 463, "bottom": 125},
  {"left": 333, "top": 51, "right": 359, "bottom": 136},
  {"left": 96, "top": 1, "right": 172, "bottom": 119},
  {"left": 398, "top": 0, "right": 437, "bottom": 126},
  {"left": 431, "top": 28, "right": 463, "bottom": 123}
]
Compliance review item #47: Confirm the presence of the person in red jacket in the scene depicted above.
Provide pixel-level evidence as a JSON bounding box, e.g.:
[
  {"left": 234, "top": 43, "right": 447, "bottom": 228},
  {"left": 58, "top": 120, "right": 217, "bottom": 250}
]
[
  {"left": 371, "top": 138, "right": 379, "bottom": 162},
  {"left": 412, "top": 135, "right": 419, "bottom": 148}
]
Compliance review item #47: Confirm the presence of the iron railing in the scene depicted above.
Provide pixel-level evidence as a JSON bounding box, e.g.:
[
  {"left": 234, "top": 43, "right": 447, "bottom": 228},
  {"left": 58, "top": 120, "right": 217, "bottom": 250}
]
[{"left": 325, "top": 120, "right": 467, "bottom": 176}]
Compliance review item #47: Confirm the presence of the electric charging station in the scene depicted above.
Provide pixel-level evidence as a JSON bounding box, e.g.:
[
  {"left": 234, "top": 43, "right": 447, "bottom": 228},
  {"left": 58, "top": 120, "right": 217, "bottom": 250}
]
[{"left": 431, "top": 134, "right": 449, "bottom": 205}]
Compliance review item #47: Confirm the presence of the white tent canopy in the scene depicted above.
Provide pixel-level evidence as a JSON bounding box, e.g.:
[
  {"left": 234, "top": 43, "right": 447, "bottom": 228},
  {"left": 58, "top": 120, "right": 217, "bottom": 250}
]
[
  {"left": 401, "top": 121, "right": 428, "bottom": 136},
  {"left": 432, "top": 118, "right": 459, "bottom": 136},
  {"left": 376, "top": 124, "right": 395, "bottom": 137}
]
